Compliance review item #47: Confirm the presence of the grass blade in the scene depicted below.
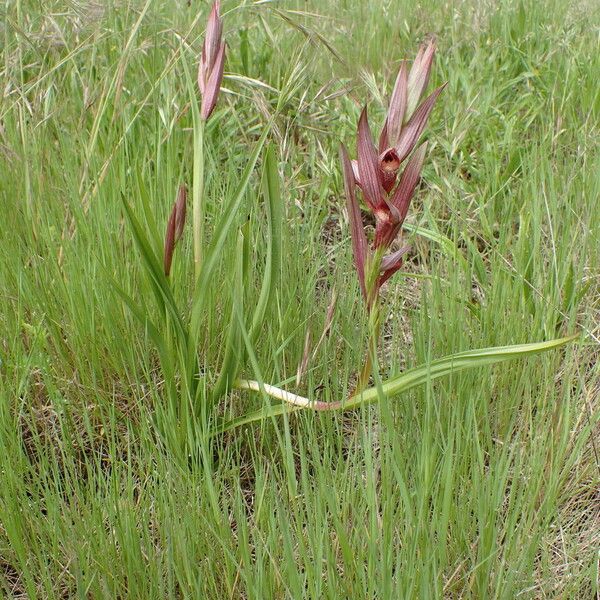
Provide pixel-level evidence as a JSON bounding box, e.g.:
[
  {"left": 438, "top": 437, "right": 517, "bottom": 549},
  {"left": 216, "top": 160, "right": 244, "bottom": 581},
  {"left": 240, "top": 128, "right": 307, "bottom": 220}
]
[{"left": 402, "top": 222, "right": 469, "bottom": 272}]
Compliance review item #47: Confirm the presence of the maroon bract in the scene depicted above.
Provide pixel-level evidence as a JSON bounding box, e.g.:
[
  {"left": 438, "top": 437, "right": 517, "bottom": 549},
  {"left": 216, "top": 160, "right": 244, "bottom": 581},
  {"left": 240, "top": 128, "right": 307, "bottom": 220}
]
[
  {"left": 340, "top": 145, "right": 368, "bottom": 302},
  {"left": 164, "top": 185, "right": 187, "bottom": 277},
  {"left": 198, "top": 1, "right": 225, "bottom": 121}
]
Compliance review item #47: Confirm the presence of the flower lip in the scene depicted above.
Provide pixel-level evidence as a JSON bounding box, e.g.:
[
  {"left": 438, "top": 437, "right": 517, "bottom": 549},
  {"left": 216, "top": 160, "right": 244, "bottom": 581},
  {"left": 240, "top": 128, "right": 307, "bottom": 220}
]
[{"left": 379, "top": 147, "right": 401, "bottom": 173}]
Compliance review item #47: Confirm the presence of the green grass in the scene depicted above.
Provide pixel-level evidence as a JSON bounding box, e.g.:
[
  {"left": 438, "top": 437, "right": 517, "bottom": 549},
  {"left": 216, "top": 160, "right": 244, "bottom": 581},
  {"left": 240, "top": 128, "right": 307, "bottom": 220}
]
[{"left": 1, "top": 0, "right": 599, "bottom": 597}]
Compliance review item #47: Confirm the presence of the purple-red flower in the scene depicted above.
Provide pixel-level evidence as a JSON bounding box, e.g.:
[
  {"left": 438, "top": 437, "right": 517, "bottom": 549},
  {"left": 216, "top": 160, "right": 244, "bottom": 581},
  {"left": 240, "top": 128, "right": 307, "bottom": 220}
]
[
  {"left": 164, "top": 185, "right": 187, "bottom": 276},
  {"left": 198, "top": 1, "right": 225, "bottom": 121},
  {"left": 341, "top": 40, "right": 444, "bottom": 303}
]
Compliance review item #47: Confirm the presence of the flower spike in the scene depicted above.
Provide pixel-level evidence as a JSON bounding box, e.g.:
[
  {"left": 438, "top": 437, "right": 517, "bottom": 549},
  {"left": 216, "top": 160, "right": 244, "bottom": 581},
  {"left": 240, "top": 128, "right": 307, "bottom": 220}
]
[
  {"left": 198, "top": 1, "right": 225, "bottom": 121},
  {"left": 341, "top": 42, "right": 444, "bottom": 303}
]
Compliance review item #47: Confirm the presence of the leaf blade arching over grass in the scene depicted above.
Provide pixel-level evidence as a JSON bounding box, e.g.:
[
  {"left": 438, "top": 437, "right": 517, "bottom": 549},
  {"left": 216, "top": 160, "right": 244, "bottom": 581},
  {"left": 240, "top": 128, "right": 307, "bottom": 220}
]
[{"left": 214, "top": 334, "right": 578, "bottom": 435}]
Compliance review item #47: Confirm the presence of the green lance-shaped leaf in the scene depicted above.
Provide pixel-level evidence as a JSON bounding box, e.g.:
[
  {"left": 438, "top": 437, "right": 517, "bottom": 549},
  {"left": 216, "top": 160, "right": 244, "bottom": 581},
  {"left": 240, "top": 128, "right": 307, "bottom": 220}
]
[
  {"left": 249, "top": 143, "right": 282, "bottom": 343},
  {"left": 211, "top": 229, "right": 246, "bottom": 403},
  {"left": 212, "top": 334, "right": 578, "bottom": 436},
  {"left": 120, "top": 196, "right": 187, "bottom": 346}
]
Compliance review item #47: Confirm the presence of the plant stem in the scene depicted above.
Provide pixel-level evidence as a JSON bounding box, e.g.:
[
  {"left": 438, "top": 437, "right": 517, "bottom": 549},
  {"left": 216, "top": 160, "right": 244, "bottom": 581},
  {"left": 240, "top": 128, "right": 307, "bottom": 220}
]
[
  {"left": 192, "top": 119, "right": 205, "bottom": 281},
  {"left": 350, "top": 249, "right": 384, "bottom": 397},
  {"left": 351, "top": 299, "right": 381, "bottom": 398}
]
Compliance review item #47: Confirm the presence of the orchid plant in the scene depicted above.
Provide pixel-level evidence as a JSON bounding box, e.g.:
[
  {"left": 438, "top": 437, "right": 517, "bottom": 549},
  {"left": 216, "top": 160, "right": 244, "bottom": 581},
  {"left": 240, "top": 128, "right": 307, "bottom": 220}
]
[
  {"left": 340, "top": 40, "right": 445, "bottom": 395},
  {"left": 117, "top": 3, "right": 576, "bottom": 447}
]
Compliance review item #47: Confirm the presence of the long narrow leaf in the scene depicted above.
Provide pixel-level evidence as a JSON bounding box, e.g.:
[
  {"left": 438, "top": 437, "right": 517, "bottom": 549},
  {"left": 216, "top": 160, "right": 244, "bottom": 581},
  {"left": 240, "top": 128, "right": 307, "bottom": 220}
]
[
  {"left": 211, "top": 230, "right": 246, "bottom": 403},
  {"left": 249, "top": 143, "right": 282, "bottom": 342},
  {"left": 121, "top": 196, "right": 188, "bottom": 345},
  {"left": 213, "top": 334, "right": 578, "bottom": 435}
]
